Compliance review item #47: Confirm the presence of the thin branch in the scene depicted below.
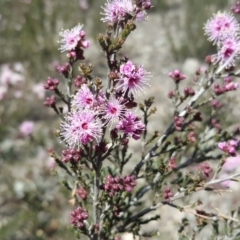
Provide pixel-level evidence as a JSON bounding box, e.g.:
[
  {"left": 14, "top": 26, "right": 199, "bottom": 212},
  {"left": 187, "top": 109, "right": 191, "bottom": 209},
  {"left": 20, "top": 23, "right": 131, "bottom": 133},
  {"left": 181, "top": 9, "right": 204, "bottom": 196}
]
[
  {"left": 115, "top": 172, "right": 240, "bottom": 233},
  {"left": 204, "top": 171, "right": 240, "bottom": 187},
  {"left": 131, "top": 74, "right": 215, "bottom": 176}
]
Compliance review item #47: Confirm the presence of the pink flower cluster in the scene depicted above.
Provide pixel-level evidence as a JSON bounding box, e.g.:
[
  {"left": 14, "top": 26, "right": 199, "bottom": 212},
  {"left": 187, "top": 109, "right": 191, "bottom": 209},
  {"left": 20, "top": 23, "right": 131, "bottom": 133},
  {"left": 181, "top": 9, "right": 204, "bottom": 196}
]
[
  {"left": 60, "top": 61, "right": 148, "bottom": 147},
  {"left": 184, "top": 87, "right": 195, "bottom": 97},
  {"left": 116, "top": 111, "right": 145, "bottom": 140},
  {"left": 19, "top": 121, "right": 35, "bottom": 137},
  {"left": 70, "top": 207, "right": 88, "bottom": 229},
  {"left": 52, "top": 22, "right": 150, "bottom": 150},
  {"left": 0, "top": 64, "right": 25, "bottom": 101},
  {"left": 163, "top": 187, "right": 174, "bottom": 202},
  {"left": 62, "top": 148, "right": 83, "bottom": 163},
  {"left": 168, "top": 69, "right": 186, "bottom": 83},
  {"left": 76, "top": 187, "right": 88, "bottom": 200},
  {"left": 44, "top": 77, "right": 60, "bottom": 91},
  {"left": 218, "top": 140, "right": 238, "bottom": 156},
  {"left": 103, "top": 97, "right": 126, "bottom": 126},
  {"left": 211, "top": 99, "right": 223, "bottom": 109},
  {"left": 198, "top": 162, "right": 213, "bottom": 178},
  {"left": 117, "top": 60, "right": 151, "bottom": 96},
  {"left": 103, "top": 175, "right": 136, "bottom": 196},
  {"left": 61, "top": 110, "right": 103, "bottom": 148},
  {"left": 232, "top": 1, "right": 240, "bottom": 14},
  {"left": 214, "top": 76, "right": 239, "bottom": 95},
  {"left": 211, "top": 118, "right": 221, "bottom": 131},
  {"left": 214, "top": 82, "right": 239, "bottom": 95},
  {"left": 168, "top": 157, "right": 177, "bottom": 169},
  {"left": 74, "top": 75, "right": 87, "bottom": 88},
  {"left": 174, "top": 116, "right": 185, "bottom": 131},
  {"left": 59, "top": 24, "right": 90, "bottom": 56},
  {"left": 204, "top": 12, "right": 240, "bottom": 68},
  {"left": 101, "top": 0, "right": 152, "bottom": 24},
  {"left": 187, "top": 131, "right": 196, "bottom": 143},
  {"left": 72, "top": 84, "right": 95, "bottom": 110},
  {"left": 57, "top": 63, "right": 71, "bottom": 78},
  {"left": 44, "top": 96, "right": 56, "bottom": 107}
]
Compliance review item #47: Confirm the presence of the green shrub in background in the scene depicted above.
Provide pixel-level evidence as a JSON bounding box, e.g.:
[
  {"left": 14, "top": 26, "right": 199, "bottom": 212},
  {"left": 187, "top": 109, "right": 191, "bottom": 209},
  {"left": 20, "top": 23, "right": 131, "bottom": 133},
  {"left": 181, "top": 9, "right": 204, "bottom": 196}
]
[
  {"left": 0, "top": 0, "right": 104, "bottom": 79},
  {"left": 161, "top": 0, "right": 229, "bottom": 60},
  {"left": 0, "top": 0, "right": 232, "bottom": 79}
]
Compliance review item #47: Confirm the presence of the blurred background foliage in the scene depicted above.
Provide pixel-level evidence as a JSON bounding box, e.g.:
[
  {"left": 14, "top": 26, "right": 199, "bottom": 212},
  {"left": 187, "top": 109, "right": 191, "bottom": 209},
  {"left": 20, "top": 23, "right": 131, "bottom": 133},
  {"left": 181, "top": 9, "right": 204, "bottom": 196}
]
[
  {"left": 0, "top": 0, "right": 231, "bottom": 78},
  {"left": 0, "top": 0, "right": 234, "bottom": 239}
]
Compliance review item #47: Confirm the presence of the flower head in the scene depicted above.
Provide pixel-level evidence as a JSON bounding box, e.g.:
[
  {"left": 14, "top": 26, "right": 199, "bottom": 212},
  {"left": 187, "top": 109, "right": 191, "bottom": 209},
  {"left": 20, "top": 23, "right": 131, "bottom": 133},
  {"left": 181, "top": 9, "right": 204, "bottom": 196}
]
[
  {"left": 101, "top": 0, "right": 146, "bottom": 24},
  {"left": 117, "top": 111, "right": 145, "bottom": 140},
  {"left": 59, "top": 24, "right": 90, "bottom": 52},
  {"left": 212, "top": 37, "right": 240, "bottom": 68},
  {"left": 70, "top": 207, "right": 88, "bottom": 229},
  {"left": 103, "top": 97, "right": 126, "bottom": 126},
  {"left": 198, "top": 162, "right": 213, "bottom": 178},
  {"left": 72, "top": 84, "right": 95, "bottom": 110},
  {"left": 103, "top": 175, "right": 136, "bottom": 196},
  {"left": 232, "top": 1, "right": 240, "bottom": 14},
  {"left": 61, "top": 148, "right": 83, "bottom": 163},
  {"left": 117, "top": 61, "right": 151, "bottom": 96},
  {"left": 168, "top": 69, "right": 186, "bottom": 83},
  {"left": 218, "top": 140, "right": 238, "bottom": 156},
  {"left": 204, "top": 11, "right": 239, "bottom": 44},
  {"left": 60, "top": 110, "right": 103, "bottom": 148}
]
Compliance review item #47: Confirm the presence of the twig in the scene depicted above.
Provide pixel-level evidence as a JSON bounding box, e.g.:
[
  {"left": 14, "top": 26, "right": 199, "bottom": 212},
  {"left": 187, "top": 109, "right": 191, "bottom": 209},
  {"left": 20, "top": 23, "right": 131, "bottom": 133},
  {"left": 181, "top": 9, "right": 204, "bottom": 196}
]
[
  {"left": 115, "top": 172, "right": 240, "bottom": 233},
  {"left": 204, "top": 171, "right": 240, "bottom": 187},
  {"left": 131, "top": 73, "right": 215, "bottom": 176}
]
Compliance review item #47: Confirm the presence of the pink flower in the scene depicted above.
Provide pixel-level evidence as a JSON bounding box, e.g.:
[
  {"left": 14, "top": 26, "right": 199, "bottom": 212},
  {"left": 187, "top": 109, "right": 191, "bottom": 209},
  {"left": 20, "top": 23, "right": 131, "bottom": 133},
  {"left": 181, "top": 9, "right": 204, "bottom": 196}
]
[
  {"left": 0, "top": 64, "right": 24, "bottom": 85},
  {"left": 61, "top": 148, "right": 83, "bottom": 163},
  {"left": 117, "top": 111, "right": 145, "bottom": 140},
  {"left": 44, "top": 96, "right": 56, "bottom": 107},
  {"left": 198, "top": 162, "right": 213, "bottom": 178},
  {"left": 225, "top": 81, "right": 239, "bottom": 91},
  {"left": 32, "top": 83, "right": 45, "bottom": 99},
  {"left": 76, "top": 187, "right": 88, "bottom": 200},
  {"left": 72, "top": 84, "right": 95, "bottom": 110},
  {"left": 59, "top": 24, "right": 90, "bottom": 52},
  {"left": 213, "top": 37, "right": 240, "bottom": 68},
  {"left": 44, "top": 77, "right": 60, "bottom": 91},
  {"left": 117, "top": 61, "right": 151, "bottom": 96},
  {"left": 168, "top": 69, "right": 186, "bottom": 83},
  {"left": 211, "top": 99, "right": 223, "bottom": 109},
  {"left": 103, "top": 175, "right": 136, "bottom": 196},
  {"left": 232, "top": 1, "right": 240, "bottom": 14},
  {"left": 101, "top": 0, "right": 146, "bottom": 24},
  {"left": 60, "top": 110, "right": 103, "bottom": 148},
  {"left": 103, "top": 97, "right": 126, "bottom": 126},
  {"left": 163, "top": 187, "right": 174, "bottom": 202},
  {"left": 70, "top": 207, "right": 88, "bottom": 229},
  {"left": 222, "top": 155, "right": 240, "bottom": 172},
  {"left": 218, "top": 140, "right": 238, "bottom": 156},
  {"left": 19, "top": 121, "right": 35, "bottom": 137},
  {"left": 204, "top": 11, "right": 239, "bottom": 44}
]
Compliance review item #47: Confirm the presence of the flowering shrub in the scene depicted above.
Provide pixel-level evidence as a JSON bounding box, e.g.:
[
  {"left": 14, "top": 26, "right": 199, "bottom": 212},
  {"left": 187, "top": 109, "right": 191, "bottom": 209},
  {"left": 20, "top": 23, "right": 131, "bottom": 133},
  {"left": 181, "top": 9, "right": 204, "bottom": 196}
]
[{"left": 42, "top": 1, "right": 240, "bottom": 239}]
